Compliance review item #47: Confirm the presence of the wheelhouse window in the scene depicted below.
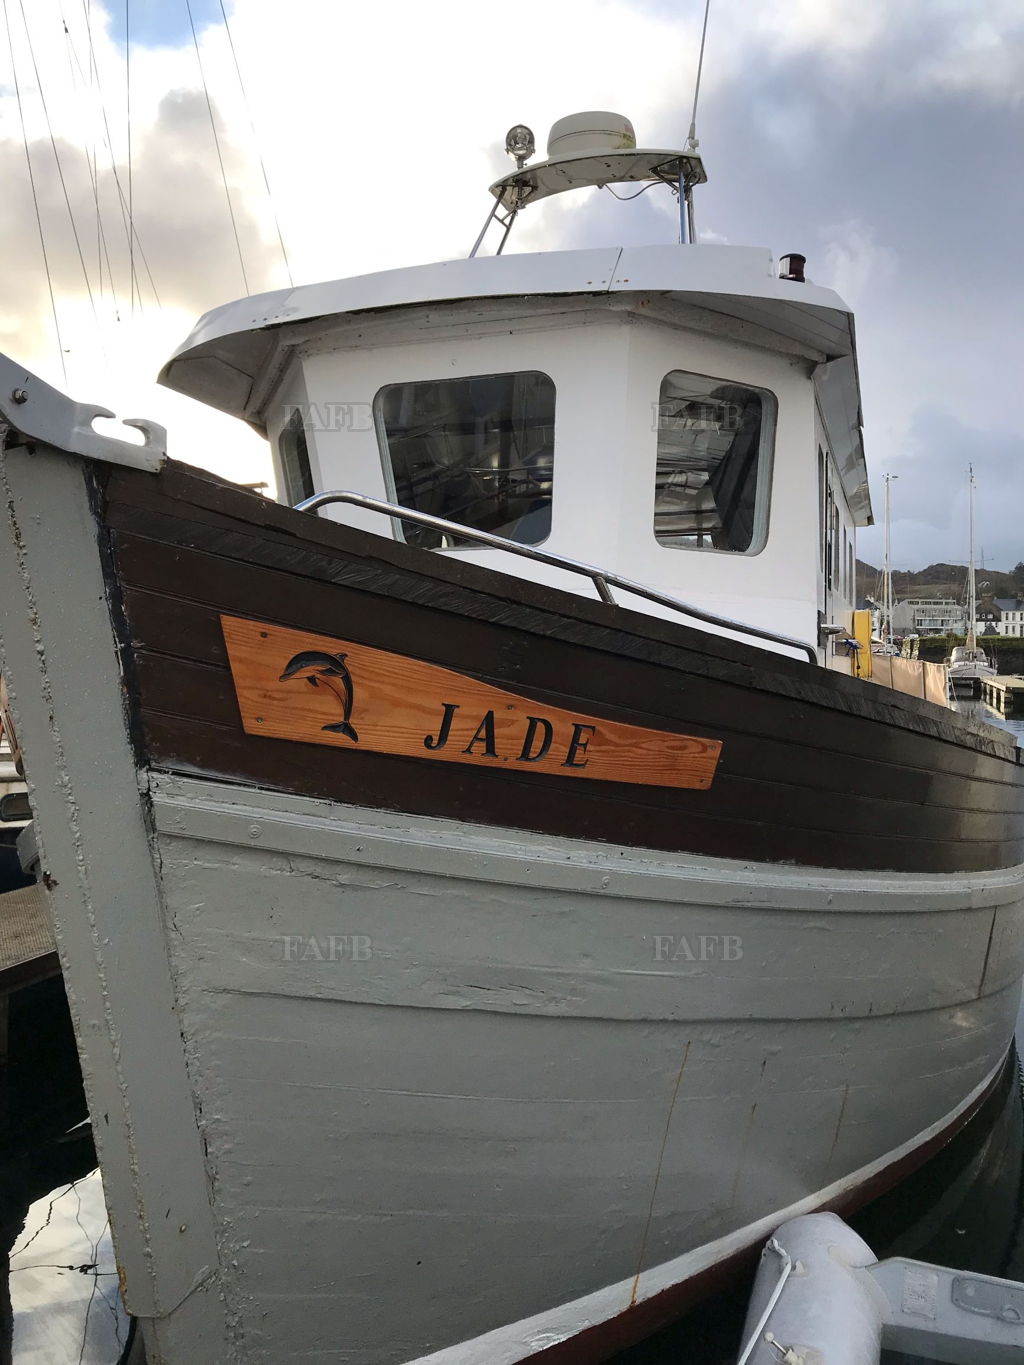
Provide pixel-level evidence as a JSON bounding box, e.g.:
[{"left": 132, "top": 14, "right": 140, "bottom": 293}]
[
  {"left": 654, "top": 372, "right": 775, "bottom": 552},
  {"left": 375, "top": 371, "right": 555, "bottom": 549},
  {"left": 279, "top": 408, "right": 314, "bottom": 505}
]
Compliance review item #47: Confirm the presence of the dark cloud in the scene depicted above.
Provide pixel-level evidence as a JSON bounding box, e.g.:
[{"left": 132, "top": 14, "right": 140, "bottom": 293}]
[
  {"left": 530, "top": 20, "right": 1024, "bottom": 571},
  {"left": 863, "top": 409, "right": 1024, "bottom": 572}
]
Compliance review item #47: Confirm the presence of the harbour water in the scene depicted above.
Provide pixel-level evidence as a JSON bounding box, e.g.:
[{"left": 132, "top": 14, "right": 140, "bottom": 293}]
[
  {"left": 8, "top": 702, "right": 1024, "bottom": 1363},
  {"left": 9, "top": 1170, "right": 129, "bottom": 1363}
]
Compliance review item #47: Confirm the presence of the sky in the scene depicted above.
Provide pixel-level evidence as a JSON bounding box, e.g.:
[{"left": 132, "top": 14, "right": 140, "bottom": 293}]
[{"left": 0, "top": 0, "right": 1021, "bottom": 570}]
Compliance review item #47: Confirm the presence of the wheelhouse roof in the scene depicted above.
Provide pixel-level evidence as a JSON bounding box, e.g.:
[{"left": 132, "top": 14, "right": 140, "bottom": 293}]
[{"left": 158, "top": 242, "right": 871, "bottom": 522}]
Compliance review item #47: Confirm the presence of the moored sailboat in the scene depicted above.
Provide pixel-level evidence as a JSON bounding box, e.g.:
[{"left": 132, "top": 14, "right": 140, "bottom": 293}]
[
  {"left": 948, "top": 465, "right": 998, "bottom": 696},
  {"left": 0, "top": 112, "right": 1022, "bottom": 1365},
  {"left": 872, "top": 470, "right": 901, "bottom": 657}
]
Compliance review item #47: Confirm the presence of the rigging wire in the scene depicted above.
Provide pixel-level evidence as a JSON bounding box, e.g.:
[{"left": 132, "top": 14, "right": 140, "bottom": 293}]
[
  {"left": 186, "top": 0, "right": 250, "bottom": 295},
  {"left": 16, "top": 0, "right": 101, "bottom": 335},
  {"left": 88, "top": 0, "right": 98, "bottom": 293},
  {"left": 217, "top": 0, "right": 292, "bottom": 286},
  {"left": 125, "top": 0, "right": 133, "bottom": 314},
  {"left": 77, "top": 0, "right": 160, "bottom": 309},
  {"left": 60, "top": 2, "right": 118, "bottom": 316},
  {"left": 2, "top": 0, "right": 69, "bottom": 385}
]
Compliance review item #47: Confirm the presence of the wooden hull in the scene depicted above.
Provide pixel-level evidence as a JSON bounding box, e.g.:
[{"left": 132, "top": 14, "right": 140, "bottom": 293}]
[
  {"left": 101, "top": 463, "right": 1023, "bottom": 874},
  {"left": 1, "top": 448, "right": 1023, "bottom": 1363}
]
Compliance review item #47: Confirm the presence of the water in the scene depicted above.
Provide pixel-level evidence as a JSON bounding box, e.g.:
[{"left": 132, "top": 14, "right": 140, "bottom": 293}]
[
  {"left": 959, "top": 698, "right": 1024, "bottom": 747},
  {"left": 9, "top": 1170, "right": 129, "bottom": 1363}
]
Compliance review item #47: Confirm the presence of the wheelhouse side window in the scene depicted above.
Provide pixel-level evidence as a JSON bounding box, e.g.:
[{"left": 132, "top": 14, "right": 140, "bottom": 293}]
[
  {"left": 654, "top": 372, "right": 775, "bottom": 553},
  {"left": 375, "top": 371, "right": 556, "bottom": 549},
  {"left": 279, "top": 408, "right": 314, "bottom": 505}
]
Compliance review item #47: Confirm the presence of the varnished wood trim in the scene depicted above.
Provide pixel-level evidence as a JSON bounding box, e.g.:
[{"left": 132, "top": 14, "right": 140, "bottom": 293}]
[{"left": 221, "top": 615, "right": 723, "bottom": 792}]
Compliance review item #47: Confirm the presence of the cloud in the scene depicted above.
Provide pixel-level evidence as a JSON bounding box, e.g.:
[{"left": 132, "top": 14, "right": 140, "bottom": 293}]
[
  {"left": 0, "top": 89, "right": 279, "bottom": 343},
  {"left": 857, "top": 408, "right": 1024, "bottom": 572},
  {"left": 0, "top": 0, "right": 1021, "bottom": 564},
  {"left": 818, "top": 220, "right": 898, "bottom": 308}
]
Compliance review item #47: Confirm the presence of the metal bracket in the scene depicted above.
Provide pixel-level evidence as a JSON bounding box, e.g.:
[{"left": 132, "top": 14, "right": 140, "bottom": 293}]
[
  {"left": 952, "top": 1274, "right": 1024, "bottom": 1326},
  {"left": 468, "top": 197, "right": 522, "bottom": 258},
  {"left": 868, "top": 1257, "right": 1024, "bottom": 1361},
  {"left": 0, "top": 352, "right": 166, "bottom": 472}
]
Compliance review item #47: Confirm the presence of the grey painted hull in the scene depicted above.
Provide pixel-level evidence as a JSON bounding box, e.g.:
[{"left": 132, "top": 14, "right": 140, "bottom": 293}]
[{"left": 146, "top": 773, "right": 1023, "bottom": 1362}]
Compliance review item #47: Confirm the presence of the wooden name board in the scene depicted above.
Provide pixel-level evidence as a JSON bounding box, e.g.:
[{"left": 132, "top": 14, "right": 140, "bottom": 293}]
[{"left": 221, "top": 615, "right": 722, "bottom": 791}]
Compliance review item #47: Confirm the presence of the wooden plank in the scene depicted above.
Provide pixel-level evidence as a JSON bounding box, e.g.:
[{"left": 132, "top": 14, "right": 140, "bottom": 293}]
[
  {"left": 100, "top": 476, "right": 1020, "bottom": 758},
  {"left": 139, "top": 711, "right": 1020, "bottom": 873},
  {"left": 133, "top": 644, "right": 1024, "bottom": 846},
  {"left": 110, "top": 532, "right": 1020, "bottom": 789},
  {"left": 133, "top": 644, "right": 1024, "bottom": 822},
  {"left": 220, "top": 615, "right": 723, "bottom": 792},
  {"left": 92, "top": 463, "right": 1024, "bottom": 871}
]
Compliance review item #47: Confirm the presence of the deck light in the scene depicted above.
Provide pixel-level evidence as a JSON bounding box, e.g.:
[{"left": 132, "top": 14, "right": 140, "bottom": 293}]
[{"left": 505, "top": 124, "right": 535, "bottom": 168}]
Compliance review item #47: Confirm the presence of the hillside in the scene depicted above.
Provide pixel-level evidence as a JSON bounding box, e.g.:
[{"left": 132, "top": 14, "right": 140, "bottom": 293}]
[{"left": 856, "top": 559, "right": 1024, "bottom": 603}]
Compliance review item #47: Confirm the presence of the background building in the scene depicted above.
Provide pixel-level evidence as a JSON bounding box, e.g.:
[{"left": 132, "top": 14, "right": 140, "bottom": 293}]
[
  {"left": 892, "top": 598, "right": 966, "bottom": 635},
  {"left": 978, "top": 595, "right": 1024, "bottom": 636}
]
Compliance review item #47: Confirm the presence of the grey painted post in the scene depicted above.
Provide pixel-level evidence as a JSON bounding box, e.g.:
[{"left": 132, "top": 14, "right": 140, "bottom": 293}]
[{"left": 0, "top": 434, "right": 230, "bottom": 1361}]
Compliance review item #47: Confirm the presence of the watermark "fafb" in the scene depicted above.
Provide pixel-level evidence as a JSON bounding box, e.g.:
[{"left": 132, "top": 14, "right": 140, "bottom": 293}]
[
  {"left": 279, "top": 934, "right": 373, "bottom": 962},
  {"left": 286, "top": 402, "right": 374, "bottom": 432},
  {"left": 651, "top": 934, "right": 743, "bottom": 962}
]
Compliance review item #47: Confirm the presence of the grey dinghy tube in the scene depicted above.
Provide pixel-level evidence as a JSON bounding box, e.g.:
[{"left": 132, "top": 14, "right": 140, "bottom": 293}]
[{"left": 737, "top": 1212, "right": 1024, "bottom": 1364}]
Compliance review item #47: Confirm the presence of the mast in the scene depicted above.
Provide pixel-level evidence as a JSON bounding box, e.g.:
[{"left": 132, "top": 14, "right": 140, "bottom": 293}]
[
  {"left": 967, "top": 465, "right": 977, "bottom": 651},
  {"left": 882, "top": 473, "right": 897, "bottom": 648}
]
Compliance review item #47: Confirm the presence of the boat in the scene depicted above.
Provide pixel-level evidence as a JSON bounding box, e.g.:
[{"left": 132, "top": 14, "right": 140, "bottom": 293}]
[
  {"left": 872, "top": 471, "right": 902, "bottom": 657},
  {"left": 0, "top": 110, "right": 1022, "bottom": 1365},
  {"left": 948, "top": 466, "right": 997, "bottom": 696}
]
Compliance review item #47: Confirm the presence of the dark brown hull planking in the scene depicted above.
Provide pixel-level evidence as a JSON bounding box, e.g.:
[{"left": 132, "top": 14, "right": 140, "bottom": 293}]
[{"left": 92, "top": 460, "right": 1024, "bottom": 876}]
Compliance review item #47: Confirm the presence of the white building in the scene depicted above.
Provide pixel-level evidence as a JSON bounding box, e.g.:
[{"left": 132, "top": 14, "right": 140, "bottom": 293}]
[
  {"left": 892, "top": 598, "right": 965, "bottom": 635},
  {"left": 981, "top": 596, "right": 1024, "bottom": 636}
]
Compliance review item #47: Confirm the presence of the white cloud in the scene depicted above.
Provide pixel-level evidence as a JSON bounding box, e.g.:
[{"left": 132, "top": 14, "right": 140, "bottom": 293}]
[
  {"left": 818, "top": 219, "right": 897, "bottom": 307},
  {"left": 0, "top": 0, "right": 1021, "bottom": 537}
]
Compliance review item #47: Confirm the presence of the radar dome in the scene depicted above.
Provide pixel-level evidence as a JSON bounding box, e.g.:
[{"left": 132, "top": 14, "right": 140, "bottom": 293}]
[{"left": 546, "top": 112, "right": 637, "bottom": 160}]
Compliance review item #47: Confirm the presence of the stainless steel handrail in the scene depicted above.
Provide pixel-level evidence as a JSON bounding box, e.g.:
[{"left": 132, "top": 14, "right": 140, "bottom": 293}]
[{"left": 294, "top": 489, "right": 819, "bottom": 665}]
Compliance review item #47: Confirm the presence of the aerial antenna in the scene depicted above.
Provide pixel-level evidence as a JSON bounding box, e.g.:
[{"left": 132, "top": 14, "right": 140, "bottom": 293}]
[{"left": 681, "top": 0, "right": 712, "bottom": 244}]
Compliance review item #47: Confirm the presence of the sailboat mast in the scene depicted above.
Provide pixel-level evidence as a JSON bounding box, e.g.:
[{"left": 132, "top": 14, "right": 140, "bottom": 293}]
[
  {"left": 967, "top": 465, "right": 977, "bottom": 652},
  {"left": 882, "top": 473, "right": 896, "bottom": 648}
]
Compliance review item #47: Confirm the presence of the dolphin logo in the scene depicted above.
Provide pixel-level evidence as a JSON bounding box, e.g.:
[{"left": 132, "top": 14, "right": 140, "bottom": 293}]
[{"left": 279, "top": 650, "right": 359, "bottom": 741}]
